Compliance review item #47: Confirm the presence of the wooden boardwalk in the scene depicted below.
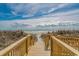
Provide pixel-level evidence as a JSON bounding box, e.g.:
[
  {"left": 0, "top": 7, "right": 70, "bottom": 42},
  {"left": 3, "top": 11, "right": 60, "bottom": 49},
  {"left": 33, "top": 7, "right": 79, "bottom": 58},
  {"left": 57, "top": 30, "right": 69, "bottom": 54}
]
[
  {"left": 28, "top": 41, "right": 50, "bottom": 56},
  {"left": 28, "top": 34, "right": 50, "bottom": 56}
]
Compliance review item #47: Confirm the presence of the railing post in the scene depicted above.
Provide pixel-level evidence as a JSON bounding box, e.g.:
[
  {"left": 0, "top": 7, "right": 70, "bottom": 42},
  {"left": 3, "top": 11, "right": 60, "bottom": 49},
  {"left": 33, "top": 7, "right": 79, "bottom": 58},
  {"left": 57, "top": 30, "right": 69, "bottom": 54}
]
[
  {"left": 51, "top": 36, "right": 53, "bottom": 56},
  {"left": 26, "top": 37, "right": 28, "bottom": 55}
]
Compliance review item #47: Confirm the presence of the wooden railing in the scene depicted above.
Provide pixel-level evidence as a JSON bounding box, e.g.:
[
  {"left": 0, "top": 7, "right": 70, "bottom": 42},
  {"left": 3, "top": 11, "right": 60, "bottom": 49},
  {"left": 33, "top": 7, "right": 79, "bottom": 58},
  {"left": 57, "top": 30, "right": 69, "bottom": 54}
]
[
  {"left": 55, "top": 36, "right": 79, "bottom": 51},
  {"left": 51, "top": 36, "right": 79, "bottom": 56},
  {"left": 41, "top": 34, "right": 79, "bottom": 56},
  {"left": 0, "top": 35, "right": 36, "bottom": 56}
]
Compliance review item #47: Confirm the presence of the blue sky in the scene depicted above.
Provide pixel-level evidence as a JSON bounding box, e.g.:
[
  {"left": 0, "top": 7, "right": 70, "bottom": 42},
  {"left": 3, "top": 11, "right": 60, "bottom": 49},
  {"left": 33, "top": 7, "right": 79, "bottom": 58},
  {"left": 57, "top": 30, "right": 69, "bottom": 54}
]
[
  {"left": 0, "top": 3, "right": 79, "bottom": 30},
  {"left": 0, "top": 3, "right": 79, "bottom": 20}
]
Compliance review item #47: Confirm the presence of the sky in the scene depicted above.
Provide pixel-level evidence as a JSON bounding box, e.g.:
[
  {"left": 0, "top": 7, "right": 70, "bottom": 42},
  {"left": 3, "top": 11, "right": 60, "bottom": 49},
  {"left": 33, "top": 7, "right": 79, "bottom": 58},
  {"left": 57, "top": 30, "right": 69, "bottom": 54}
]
[{"left": 0, "top": 3, "right": 79, "bottom": 30}]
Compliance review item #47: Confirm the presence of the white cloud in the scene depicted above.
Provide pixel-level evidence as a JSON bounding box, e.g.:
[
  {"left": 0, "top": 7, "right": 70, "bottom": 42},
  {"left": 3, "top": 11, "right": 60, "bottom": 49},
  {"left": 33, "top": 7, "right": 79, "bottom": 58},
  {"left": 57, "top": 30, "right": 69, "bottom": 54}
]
[
  {"left": 52, "top": 9, "right": 79, "bottom": 16},
  {"left": 0, "top": 15, "right": 79, "bottom": 30},
  {"left": 7, "top": 3, "right": 62, "bottom": 17},
  {"left": 48, "top": 3, "right": 69, "bottom": 13},
  {"left": 12, "top": 15, "right": 79, "bottom": 27},
  {"left": 44, "top": 8, "right": 79, "bottom": 18},
  {"left": 11, "top": 11, "right": 17, "bottom": 15}
]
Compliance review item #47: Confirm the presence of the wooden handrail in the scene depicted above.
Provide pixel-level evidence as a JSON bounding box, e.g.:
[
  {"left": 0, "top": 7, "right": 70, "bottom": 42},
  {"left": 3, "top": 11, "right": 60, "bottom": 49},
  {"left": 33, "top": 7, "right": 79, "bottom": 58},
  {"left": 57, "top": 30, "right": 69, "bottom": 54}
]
[
  {"left": 0, "top": 35, "right": 30, "bottom": 56},
  {"left": 51, "top": 36, "right": 79, "bottom": 56}
]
